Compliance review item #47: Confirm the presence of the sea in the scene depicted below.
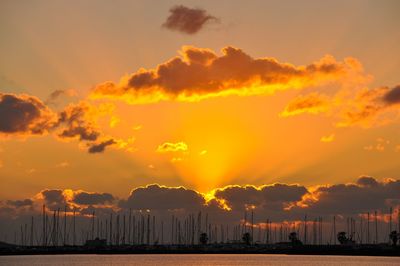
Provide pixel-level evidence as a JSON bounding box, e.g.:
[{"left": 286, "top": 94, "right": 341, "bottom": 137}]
[{"left": 0, "top": 254, "right": 399, "bottom": 266}]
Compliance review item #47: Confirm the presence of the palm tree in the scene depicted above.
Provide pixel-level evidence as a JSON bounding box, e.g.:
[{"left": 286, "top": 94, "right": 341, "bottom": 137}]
[
  {"left": 389, "top": 231, "right": 398, "bottom": 246},
  {"left": 288, "top": 231, "right": 302, "bottom": 245},
  {"left": 337, "top": 232, "right": 348, "bottom": 245},
  {"left": 242, "top": 232, "right": 252, "bottom": 245},
  {"left": 199, "top": 233, "right": 208, "bottom": 245},
  {"left": 289, "top": 232, "right": 298, "bottom": 242}
]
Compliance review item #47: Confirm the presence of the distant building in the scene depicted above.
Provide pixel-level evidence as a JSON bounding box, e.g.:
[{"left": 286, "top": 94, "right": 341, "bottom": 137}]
[{"left": 84, "top": 238, "right": 107, "bottom": 247}]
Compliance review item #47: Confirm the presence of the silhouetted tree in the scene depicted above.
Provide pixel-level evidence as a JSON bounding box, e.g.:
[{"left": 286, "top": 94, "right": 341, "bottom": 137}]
[
  {"left": 199, "top": 233, "right": 208, "bottom": 245},
  {"left": 289, "top": 232, "right": 298, "bottom": 242},
  {"left": 337, "top": 232, "right": 348, "bottom": 245},
  {"left": 389, "top": 231, "right": 398, "bottom": 246},
  {"left": 288, "top": 231, "right": 302, "bottom": 245},
  {"left": 242, "top": 232, "right": 252, "bottom": 245}
]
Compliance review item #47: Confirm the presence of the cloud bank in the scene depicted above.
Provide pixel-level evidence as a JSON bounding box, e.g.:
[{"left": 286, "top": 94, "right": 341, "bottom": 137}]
[
  {"left": 2, "top": 177, "right": 399, "bottom": 245},
  {"left": 291, "top": 176, "right": 400, "bottom": 216},
  {"left": 2, "top": 177, "right": 398, "bottom": 222}
]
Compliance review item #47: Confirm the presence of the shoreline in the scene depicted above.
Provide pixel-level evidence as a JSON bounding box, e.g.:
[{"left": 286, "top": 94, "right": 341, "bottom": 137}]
[{"left": 1, "top": 244, "right": 399, "bottom": 257}]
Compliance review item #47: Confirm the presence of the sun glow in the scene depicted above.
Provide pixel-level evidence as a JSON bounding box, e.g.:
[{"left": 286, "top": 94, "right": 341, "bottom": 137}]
[{"left": 170, "top": 107, "right": 261, "bottom": 192}]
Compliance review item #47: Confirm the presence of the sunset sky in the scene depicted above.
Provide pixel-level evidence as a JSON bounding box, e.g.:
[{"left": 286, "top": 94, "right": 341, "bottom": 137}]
[{"left": 1, "top": 1, "right": 400, "bottom": 240}]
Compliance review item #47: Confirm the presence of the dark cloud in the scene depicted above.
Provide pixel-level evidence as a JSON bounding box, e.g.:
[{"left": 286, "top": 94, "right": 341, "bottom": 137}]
[
  {"left": 92, "top": 46, "right": 359, "bottom": 104},
  {"left": 1, "top": 177, "right": 399, "bottom": 246},
  {"left": 214, "top": 184, "right": 308, "bottom": 212},
  {"left": 119, "top": 184, "right": 206, "bottom": 211},
  {"left": 73, "top": 191, "right": 114, "bottom": 205},
  {"left": 0, "top": 199, "right": 35, "bottom": 219},
  {"left": 5, "top": 179, "right": 399, "bottom": 223},
  {"left": 39, "top": 188, "right": 118, "bottom": 212},
  {"left": 6, "top": 199, "right": 33, "bottom": 208},
  {"left": 356, "top": 176, "right": 379, "bottom": 187},
  {"left": 116, "top": 178, "right": 400, "bottom": 223},
  {"left": 383, "top": 85, "right": 400, "bottom": 104},
  {"left": 0, "top": 177, "right": 400, "bottom": 245},
  {"left": 56, "top": 102, "right": 120, "bottom": 154},
  {"left": 40, "top": 189, "right": 68, "bottom": 211},
  {"left": 294, "top": 177, "right": 400, "bottom": 215},
  {"left": 59, "top": 126, "right": 99, "bottom": 141},
  {"left": 162, "top": 5, "right": 218, "bottom": 34},
  {"left": 45, "top": 89, "right": 76, "bottom": 105},
  {"left": 57, "top": 102, "right": 101, "bottom": 141},
  {"left": 88, "top": 139, "right": 116, "bottom": 153},
  {"left": 0, "top": 93, "right": 56, "bottom": 135},
  {"left": 48, "top": 90, "right": 65, "bottom": 101},
  {"left": 116, "top": 183, "right": 310, "bottom": 223},
  {"left": 0, "top": 92, "right": 117, "bottom": 154},
  {"left": 0, "top": 206, "right": 15, "bottom": 217},
  {"left": 31, "top": 177, "right": 398, "bottom": 221}
]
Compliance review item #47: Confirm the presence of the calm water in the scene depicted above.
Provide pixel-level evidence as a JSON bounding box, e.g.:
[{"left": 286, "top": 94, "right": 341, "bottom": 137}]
[{"left": 0, "top": 254, "right": 399, "bottom": 266}]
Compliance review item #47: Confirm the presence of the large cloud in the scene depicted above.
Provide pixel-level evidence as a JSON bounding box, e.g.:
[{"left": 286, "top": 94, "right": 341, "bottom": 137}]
[
  {"left": 116, "top": 183, "right": 312, "bottom": 223},
  {"left": 73, "top": 191, "right": 114, "bottom": 205},
  {"left": 0, "top": 199, "right": 34, "bottom": 219},
  {"left": 119, "top": 184, "right": 206, "bottom": 211},
  {"left": 115, "top": 178, "right": 400, "bottom": 223},
  {"left": 6, "top": 199, "right": 33, "bottom": 208},
  {"left": 39, "top": 189, "right": 70, "bottom": 211},
  {"left": 91, "top": 46, "right": 362, "bottom": 104},
  {"left": 38, "top": 188, "right": 117, "bottom": 212},
  {"left": 162, "top": 5, "right": 218, "bottom": 34},
  {"left": 0, "top": 93, "right": 56, "bottom": 135},
  {"left": 292, "top": 176, "right": 400, "bottom": 215},
  {"left": 213, "top": 184, "right": 308, "bottom": 211}
]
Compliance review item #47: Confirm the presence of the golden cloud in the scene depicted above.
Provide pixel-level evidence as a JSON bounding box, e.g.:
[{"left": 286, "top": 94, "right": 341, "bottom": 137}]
[
  {"left": 157, "top": 141, "right": 188, "bottom": 153},
  {"left": 320, "top": 134, "right": 335, "bottom": 143},
  {"left": 337, "top": 85, "right": 400, "bottom": 127},
  {"left": 280, "top": 84, "right": 400, "bottom": 128},
  {"left": 280, "top": 93, "right": 330, "bottom": 117},
  {"left": 91, "top": 46, "right": 363, "bottom": 104}
]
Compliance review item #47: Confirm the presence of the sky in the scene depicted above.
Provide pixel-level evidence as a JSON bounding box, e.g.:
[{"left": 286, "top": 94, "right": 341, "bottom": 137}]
[{"left": 0, "top": 0, "right": 400, "bottom": 244}]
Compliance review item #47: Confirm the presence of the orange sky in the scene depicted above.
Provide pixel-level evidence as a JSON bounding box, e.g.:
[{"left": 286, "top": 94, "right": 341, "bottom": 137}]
[{"left": 1, "top": 0, "right": 400, "bottom": 202}]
